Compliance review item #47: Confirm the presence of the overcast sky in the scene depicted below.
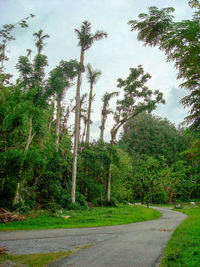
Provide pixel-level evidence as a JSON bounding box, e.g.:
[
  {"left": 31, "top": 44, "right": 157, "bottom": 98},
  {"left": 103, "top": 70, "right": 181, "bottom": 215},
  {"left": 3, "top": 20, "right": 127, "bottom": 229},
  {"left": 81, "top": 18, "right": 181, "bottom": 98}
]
[{"left": 1, "top": 0, "right": 193, "bottom": 141}]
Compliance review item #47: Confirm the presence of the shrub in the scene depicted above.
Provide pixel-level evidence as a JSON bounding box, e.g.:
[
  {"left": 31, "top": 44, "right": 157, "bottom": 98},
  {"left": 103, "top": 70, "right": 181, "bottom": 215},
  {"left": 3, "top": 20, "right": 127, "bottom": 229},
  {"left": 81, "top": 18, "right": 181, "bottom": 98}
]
[
  {"left": 66, "top": 192, "right": 88, "bottom": 210},
  {"left": 101, "top": 198, "right": 117, "bottom": 207},
  {"left": 152, "top": 191, "right": 168, "bottom": 204}
]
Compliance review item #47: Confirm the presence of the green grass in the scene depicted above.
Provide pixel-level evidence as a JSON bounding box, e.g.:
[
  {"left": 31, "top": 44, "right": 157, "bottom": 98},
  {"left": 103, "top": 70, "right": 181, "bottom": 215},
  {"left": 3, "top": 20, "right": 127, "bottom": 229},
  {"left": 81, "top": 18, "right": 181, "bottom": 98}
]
[
  {"left": 160, "top": 207, "right": 200, "bottom": 267},
  {"left": 0, "top": 205, "right": 161, "bottom": 231},
  {"left": 0, "top": 250, "right": 71, "bottom": 267},
  {"left": 0, "top": 244, "right": 92, "bottom": 267}
]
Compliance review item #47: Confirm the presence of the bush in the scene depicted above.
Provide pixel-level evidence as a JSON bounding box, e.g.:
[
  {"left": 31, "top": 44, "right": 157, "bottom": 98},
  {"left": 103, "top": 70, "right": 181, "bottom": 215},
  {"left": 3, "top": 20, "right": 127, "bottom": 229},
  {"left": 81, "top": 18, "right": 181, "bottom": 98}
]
[
  {"left": 45, "top": 202, "right": 60, "bottom": 213},
  {"left": 66, "top": 192, "right": 88, "bottom": 210},
  {"left": 0, "top": 149, "right": 24, "bottom": 209},
  {"left": 121, "top": 199, "right": 128, "bottom": 205},
  {"left": 101, "top": 198, "right": 117, "bottom": 207},
  {"left": 152, "top": 191, "right": 168, "bottom": 204},
  {"left": 13, "top": 201, "right": 35, "bottom": 213}
]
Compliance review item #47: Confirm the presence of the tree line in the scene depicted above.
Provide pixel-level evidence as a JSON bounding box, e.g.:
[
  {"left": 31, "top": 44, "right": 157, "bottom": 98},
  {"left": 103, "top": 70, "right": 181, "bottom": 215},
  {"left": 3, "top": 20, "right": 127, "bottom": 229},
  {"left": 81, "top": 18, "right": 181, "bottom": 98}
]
[{"left": 0, "top": 0, "right": 199, "bottom": 211}]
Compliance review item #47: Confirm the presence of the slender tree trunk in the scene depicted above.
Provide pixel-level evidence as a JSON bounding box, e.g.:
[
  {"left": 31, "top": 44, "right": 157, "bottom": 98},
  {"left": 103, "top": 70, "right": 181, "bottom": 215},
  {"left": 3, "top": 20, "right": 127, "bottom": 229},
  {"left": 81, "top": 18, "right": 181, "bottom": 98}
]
[
  {"left": 106, "top": 137, "right": 115, "bottom": 202},
  {"left": 168, "top": 192, "right": 174, "bottom": 204},
  {"left": 78, "top": 111, "right": 82, "bottom": 144},
  {"left": 77, "top": 77, "right": 83, "bottom": 145},
  {"left": 81, "top": 120, "right": 87, "bottom": 143},
  {"left": 13, "top": 183, "right": 20, "bottom": 206},
  {"left": 56, "top": 100, "right": 61, "bottom": 152},
  {"left": 106, "top": 163, "right": 112, "bottom": 202},
  {"left": 48, "top": 100, "right": 55, "bottom": 132},
  {"left": 99, "top": 112, "right": 106, "bottom": 202},
  {"left": 60, "top": 106, "right": 70, "bottom": 139},
  {"left": 71, "top": 49, "right": 84, "bottom": 203},
  {"left": 99, "top": 114, "right": 105, "bottom": 202},
  {"left": 86, "top": 84, "right": 93, "bottom": 143},
  {"left": 13, "top": 115, "right": 35, "bottom": 205},
  {"left": 24, "top": 115, "right": 35, "bottom": 153},
  {"left": 48, "top": 118, "right": 52, "bottom": 132},
  {"left": 100, "top": 114, "right": 106, "bottom": 141}
]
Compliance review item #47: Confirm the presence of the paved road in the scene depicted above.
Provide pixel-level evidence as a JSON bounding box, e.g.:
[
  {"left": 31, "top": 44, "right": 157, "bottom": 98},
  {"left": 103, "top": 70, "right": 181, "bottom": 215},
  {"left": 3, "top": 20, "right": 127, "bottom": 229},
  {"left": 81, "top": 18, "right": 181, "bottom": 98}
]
[{"left": 0, "top": 207, "right": 187, "bottom": 267}]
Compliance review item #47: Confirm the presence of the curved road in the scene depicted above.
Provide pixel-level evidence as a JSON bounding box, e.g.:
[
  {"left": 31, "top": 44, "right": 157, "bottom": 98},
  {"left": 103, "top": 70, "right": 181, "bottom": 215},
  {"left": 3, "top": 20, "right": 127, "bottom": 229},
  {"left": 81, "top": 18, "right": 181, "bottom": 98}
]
[{"left": 0, "top": 207, "right": 187, "bottom": 267}]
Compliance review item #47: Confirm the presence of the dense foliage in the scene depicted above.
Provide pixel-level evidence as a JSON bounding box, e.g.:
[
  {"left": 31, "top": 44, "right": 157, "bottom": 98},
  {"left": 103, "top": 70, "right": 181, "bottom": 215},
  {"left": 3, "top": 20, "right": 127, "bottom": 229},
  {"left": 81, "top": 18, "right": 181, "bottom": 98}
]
[
  {"left": 117, "top": 113, "right": 200, "bottom": 204},
  {"left": 119, "top": 112, "right": 189, "bottom": 164}
]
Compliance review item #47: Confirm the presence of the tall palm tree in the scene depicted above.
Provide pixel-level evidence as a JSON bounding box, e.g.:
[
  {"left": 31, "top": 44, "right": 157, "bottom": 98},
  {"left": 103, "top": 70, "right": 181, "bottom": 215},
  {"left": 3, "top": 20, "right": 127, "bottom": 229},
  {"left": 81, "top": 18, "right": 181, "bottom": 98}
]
[
  {"left": 85, "top": 63, "right": 101, "bottom": 143},
  {"left": 100, "top": 91, "right": 119, "bottom": 141},
  {"left": 81, "top": 113, "right": 88, "bottom": 143},
  {"left": 81, "top": 95, "right": 94, "bottom": 143},
  {"left": 99, "top": 91, "right": 119, "bottom": 203},
  {"left": 33, "top": 29, "right": 50, "bottom": 54},
  {"left": 79, "top": 93, "right": 88, "bottom": 143},
  {"left": 72, "top": 21, "right": 107, "bottom": 203}
]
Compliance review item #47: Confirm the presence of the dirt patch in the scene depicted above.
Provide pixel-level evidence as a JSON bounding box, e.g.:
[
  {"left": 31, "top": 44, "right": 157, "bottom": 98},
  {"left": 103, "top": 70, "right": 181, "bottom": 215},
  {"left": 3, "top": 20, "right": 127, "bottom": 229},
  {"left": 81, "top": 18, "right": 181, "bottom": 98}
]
[{"left": 63, "top": 215, "right": 71, "bottom": 219}]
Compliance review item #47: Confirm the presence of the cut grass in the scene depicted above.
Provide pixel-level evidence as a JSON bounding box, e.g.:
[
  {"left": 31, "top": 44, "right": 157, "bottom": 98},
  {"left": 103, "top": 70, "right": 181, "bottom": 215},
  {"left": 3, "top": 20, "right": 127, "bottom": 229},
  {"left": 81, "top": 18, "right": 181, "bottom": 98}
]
[
  {"left": 0, "top": 205, "right": 161, "bottom": 231},
  {"left": 0, "top": 250, "right": 71, "bottom": 267},
  {"left": 160, "top": 207, "right": 200, "bottom": 267},
  {"left": 0, "top": 244, "right": 93, "bottom": 267}
]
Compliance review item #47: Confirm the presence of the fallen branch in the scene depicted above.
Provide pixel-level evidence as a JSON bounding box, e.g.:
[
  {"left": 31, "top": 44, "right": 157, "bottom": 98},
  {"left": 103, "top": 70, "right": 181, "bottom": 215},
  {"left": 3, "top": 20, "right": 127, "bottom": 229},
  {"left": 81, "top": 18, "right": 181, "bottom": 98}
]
[
  {"left": 0, "top": 246, "right": 8, "bottom": 254},
  {"left": 0, "top": 208, "right": 24, "bottom": 223}
]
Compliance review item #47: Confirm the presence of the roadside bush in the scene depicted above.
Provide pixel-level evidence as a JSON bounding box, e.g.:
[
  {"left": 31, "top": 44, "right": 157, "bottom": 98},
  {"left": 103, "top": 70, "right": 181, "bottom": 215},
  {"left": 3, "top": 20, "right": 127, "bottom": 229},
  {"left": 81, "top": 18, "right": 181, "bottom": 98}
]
[
  {"left": 66, "top": 192, "right": 88, "bottom": 210},
  {"left": 13, "top": 200, "right": 37, "bottom": 213},
  {"left": 101, "top": 198, "right": 117, "bottom": 207},
  {"left": 45, "top": 202, "right": 60, "bottom": 213},
  {"left": 0, "top": 149, "right": 24, "bottom": 209},
  {"left": 152, "top": 191, "right": 168, "bottom": 204}
]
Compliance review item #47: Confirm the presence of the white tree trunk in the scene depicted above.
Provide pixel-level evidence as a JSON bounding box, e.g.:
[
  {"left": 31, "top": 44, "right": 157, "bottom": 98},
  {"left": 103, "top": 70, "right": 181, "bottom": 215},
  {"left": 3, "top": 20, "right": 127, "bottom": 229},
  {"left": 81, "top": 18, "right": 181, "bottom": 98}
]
[
  {"left": 106, "top": 163, "right": 112, "bottom": 202},
  {"left": 56, "top": 100, "right": 61, "bottom": 152},
  {"left": 86, "top": 84, "right": 93, "bottom": 143},
  {"left": 48, "top": 100, "right": 55, "bottom": 132},
  {"left": 71, "top": 49, "right": 84, "bottom": 203},
  {"left": 100, "top": 115, "right": 106, "bottom": 141}
]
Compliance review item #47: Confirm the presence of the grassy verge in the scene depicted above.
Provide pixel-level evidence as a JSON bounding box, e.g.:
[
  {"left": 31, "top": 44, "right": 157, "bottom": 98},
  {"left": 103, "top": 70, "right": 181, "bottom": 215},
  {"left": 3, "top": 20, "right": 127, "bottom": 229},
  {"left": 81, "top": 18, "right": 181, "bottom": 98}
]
[
  {"left": 0, "top": 251, "right": 71, "bottom": 267},
  {"left": 0, "top": 205, "right": 161, "bottom": 231},
  {"left": 0, "top": 244, "right": 92, "bottom": 267},
  {"left": 160, "top": 207, "right": 200, "bottom": 267}
]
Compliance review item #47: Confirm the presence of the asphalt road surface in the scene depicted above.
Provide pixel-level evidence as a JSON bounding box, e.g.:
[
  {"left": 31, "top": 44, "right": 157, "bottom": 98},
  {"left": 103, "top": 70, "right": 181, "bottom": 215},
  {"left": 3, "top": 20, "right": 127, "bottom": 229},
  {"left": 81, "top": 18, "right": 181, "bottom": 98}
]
[{"left": 0, "top": 207, "right": 187, "bottom": 267}]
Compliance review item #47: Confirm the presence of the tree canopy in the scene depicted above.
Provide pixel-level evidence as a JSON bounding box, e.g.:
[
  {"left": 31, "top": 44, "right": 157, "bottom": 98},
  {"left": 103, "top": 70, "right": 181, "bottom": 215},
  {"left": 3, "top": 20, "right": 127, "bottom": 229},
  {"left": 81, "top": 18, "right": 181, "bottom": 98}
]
[{"left": 128, "top": 1, "right": 200, "bottom": 134}]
